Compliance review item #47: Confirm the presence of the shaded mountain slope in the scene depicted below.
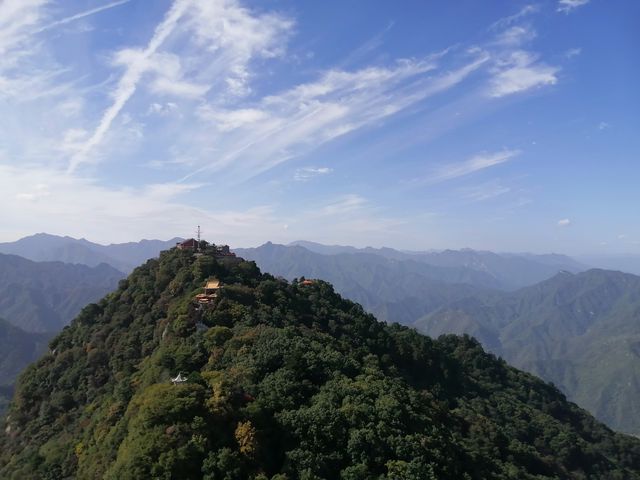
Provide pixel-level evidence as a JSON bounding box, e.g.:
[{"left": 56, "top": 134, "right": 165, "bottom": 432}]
[
  {"left": 416, "top": 269, "right": 640, "bottom": 435},
  {"left": 0, "top": 318, "right": 51, "bottom": 386},
  {"left": 0, "top": 318, "right": 51, "bottom": 417},
  {"left": 1, "top": 247, "right": 639, "bottom": 479},
  {"left": 0, "top": 253, "right": 124, "bottom": 333}
]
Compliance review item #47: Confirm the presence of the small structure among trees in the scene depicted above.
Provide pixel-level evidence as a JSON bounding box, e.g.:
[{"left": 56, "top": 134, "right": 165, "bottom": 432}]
[
  {"left": 213, "top": 245, "right": 236, "bottom": 258},
  {"left": 171, "top": 372, "right": 187, "bottom": 385},
  {"left": 176, "top": 238, "right": 198, "bottom": 251},
  {"left": 204, "top": 279, "right": 220, "bottom": 295},
  {"left": 195, "top": 278, "right": 221, "bottom": 305},
  {"left": 176, "top": 238, "right": 236, "bottom": 258}
]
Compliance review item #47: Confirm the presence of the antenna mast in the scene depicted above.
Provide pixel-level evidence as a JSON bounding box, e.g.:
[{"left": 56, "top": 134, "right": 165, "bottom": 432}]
[{"left": 196, "top": 225, "right": 201, "bottom": 251}]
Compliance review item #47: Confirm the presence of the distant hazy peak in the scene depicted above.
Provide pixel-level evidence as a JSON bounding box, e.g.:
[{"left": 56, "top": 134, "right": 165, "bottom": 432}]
[{"left": 0, "top": 234, "right": 184, "bottom": 273}]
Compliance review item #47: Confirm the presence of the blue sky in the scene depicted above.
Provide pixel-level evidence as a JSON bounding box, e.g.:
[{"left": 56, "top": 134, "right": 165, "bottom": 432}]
[{"left": 0, "top": 0, "right": 638, "bottom": 253}]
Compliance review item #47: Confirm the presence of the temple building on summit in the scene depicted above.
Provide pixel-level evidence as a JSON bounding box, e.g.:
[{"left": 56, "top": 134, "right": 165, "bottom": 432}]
[{"left": 176, "top": 238, "right": 199, "bottom": 250}]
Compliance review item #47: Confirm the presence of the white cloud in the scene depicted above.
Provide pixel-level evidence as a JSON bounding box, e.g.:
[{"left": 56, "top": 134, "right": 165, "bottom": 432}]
[
  {"left": 0, "top": 0, "right": 48, "bottom": 61},
  {"left": 0, "top": 1, "right": 133, "bottom": 104},
  {"left": 294, "top": 167, "right": 333, "bottom": 181},
  {"left": 490, "top": 5, "right": 540, "bottom": 30},
  {"left": 0, "top": 0, "right": 581, "bottom": 248},
  {"left": 0, "top": 161, "right": 407, "bottom": 247},
  {"left": 318, "top": 194, "right": 367, "bottom": 217},
  {"left": 147, "top": 102, "right": 178, "bottom": 116},
  {"left": 486, "top": 10, "right": 560, "bottom": 100},
  {"left": 494, "top": 25, "right": 537, "bottom": 46},
  {"left": 557, "top": 218, "right": 571, "bottom": 227},
  {"left": 67, "top": 1, "right": 190, "bottom": 172},
  {"left": 427, "top": 150, "right": 520, "bottom": 183},
  {"left": 557, "top": 0, "right": 590, "bottom": 14},
  {"left": 565, "top": 47, "right": 582, "bottom": 58},
  {"left": 35, "top": 0, "right": 131, "bottom": 33},
  {"left": 0, "top": 1, "right": 57, "bottom": 102},
  {"left": 151, "top": 77, "right": 209, "bottom": 98},
  {"left": 598, "top": 121, "right": 610, "bottom": 131},
  {"left": 197, "top": 106, "right": 269, "bottom": 131},
  {"left": 15, "top": 183, "right": 50, "bottom": 201},
  {"left": 66, "top": 0, "right": 294, "bottom": 171},
  {"left": 143, "top": 52, "right": 210, "bottom": 98},
  {"left": 0, "top": 163, "right": 284, "bottom": 244},
  {"left": 181, "top": 52, "right": 489, "bottom": 181},
  {"left": 489, "top": 51, "right": 558, "bottom": 97},
  {"left": 460, "top": 181, "right": 512, "bottom": 202},
  {"left": 184, "top": 0, "right": 293, "bottom": 97}
]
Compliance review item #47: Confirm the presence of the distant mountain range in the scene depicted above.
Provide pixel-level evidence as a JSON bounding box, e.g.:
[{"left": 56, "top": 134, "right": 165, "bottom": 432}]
[
  {"left": 0, "top": 253, "right": 124, "bottom": 333},
  {"left": 0, "top": 233, "right": 182, "bottom": 273},
  {"left": 416, "top": 268, "right": 640, "bottom": 436},
  {"left": 289, "top": 240, "right": 587, "bottom": 289},
  {"left": 234, "top": 241, "right": 585, "bottom": 325}
]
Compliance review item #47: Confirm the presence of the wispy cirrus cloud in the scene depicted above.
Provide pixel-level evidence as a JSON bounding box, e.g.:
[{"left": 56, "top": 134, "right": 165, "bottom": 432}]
[
  {"left": 0, "top": 0, "right": 48, "bottom": 61},
  {"left": 459, "top": 180, "right": 512, "bottom": 202},
  {"left": 565, "top": 47, "right": 582, "bottom": 58},
  {"left": 493, "top": 25, "right": 537, "bottom": 46},
  {"left": 294, "top": 167, "right": 333, "bottom": 182},
  {"left": 35, "top": 0, "right": 131, "bottom": 33},
  {"left": 0, "top": 0, "right": 131, "bottom": 92},
  {"left": 485, "top": 10, "right": 560, "bottom": 99},
  {"left": 318, "top": 194, "right": 367, "bottom": 217},
  {"left": 67, "top": 0, "right": 294, "bottom": 172},
  {"left": 184, "top": 0, "right": 293, "bottom": 97},
  {"left": 181, "top": 51, "right": 489, "bottom": 181},
  {"left": 426, "top": 150, "right": 520, "bottom": 184},
  {"left": 0, "top": 0, "right": 584, "bottom": 247},
  {"left": 4, "top": 0, "right": 555, "bottom": 183},
  {"left": 557, "top": 0, "right": 590, "bottom": 14},
  {"left": 490, "top": 4, "right": 540, "bottom": 30},
  {"left": 67, "top": 0, "right": 191, "bottom": 172},
  {"left": 489, "top": 51, "right": 558, "bottom": 97}
]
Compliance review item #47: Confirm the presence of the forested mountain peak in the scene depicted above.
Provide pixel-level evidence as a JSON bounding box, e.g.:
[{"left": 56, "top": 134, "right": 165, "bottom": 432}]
[{"left": 1, "top": 244, "right": 639, "bottom": 479}]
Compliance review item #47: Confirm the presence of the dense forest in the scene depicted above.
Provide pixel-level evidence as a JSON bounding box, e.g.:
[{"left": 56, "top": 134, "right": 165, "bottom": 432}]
[{"left": 1, "top": 246, "right": 639, "bottom": 479}]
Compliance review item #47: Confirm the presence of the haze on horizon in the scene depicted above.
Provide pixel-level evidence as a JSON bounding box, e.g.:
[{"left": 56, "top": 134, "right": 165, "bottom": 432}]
[{"left": 0, "top": 0, "right": 637, "bottom": 255}]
